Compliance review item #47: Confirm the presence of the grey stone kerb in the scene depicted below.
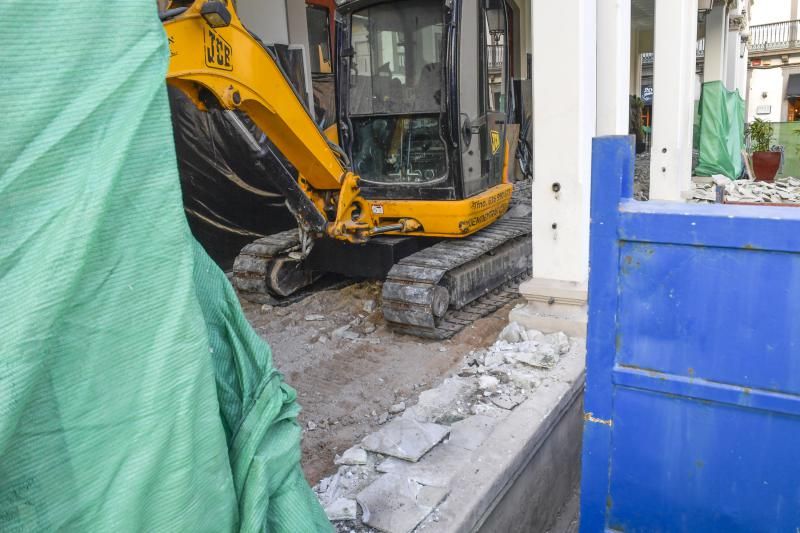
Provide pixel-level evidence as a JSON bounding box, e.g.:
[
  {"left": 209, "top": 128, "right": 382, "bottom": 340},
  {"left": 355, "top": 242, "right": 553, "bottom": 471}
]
[{"left": 429, "top": 357, "right": 584, "bottom": 532}]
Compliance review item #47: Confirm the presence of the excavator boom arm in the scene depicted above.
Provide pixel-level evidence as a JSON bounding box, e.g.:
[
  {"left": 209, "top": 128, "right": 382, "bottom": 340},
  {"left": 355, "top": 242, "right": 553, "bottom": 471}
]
[{"left": 163, "top": 1, "right": 376, "bottom": 240}]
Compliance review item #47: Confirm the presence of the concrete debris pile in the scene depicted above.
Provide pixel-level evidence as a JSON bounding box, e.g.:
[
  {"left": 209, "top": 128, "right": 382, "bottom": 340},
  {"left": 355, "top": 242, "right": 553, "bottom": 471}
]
[
  {"left": 314, "top": 322, "right": 577, "bottom": 533},
  {"left": 692, "top": 176, "right": 800, "bottom": 204}
]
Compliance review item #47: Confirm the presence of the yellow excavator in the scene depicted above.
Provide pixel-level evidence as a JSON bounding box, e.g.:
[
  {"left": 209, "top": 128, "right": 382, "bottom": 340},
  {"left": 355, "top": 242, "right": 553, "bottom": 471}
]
[{"left": 162, "top": 0, "right": 531, "bottom": 338}]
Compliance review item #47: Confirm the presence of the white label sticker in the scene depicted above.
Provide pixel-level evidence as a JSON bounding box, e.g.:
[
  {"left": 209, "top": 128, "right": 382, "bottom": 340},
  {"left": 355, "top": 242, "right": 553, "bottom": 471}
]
[{"left": 372, "top": 205, "right": 384, "bottom": 215}]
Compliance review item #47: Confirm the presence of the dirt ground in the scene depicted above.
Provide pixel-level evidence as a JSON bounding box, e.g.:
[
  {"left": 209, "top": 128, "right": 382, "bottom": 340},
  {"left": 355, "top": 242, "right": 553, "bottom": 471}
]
[{"left": 239, "top": 280, "right": 521, "bottom": 485}]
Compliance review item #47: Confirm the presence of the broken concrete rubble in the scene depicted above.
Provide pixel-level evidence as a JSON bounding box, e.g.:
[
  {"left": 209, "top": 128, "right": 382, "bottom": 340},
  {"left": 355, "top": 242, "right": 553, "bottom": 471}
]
[
  {"left": 357, "top": 474, "right": 448, "bottom": 533},
  {"left": 490, "top": 326, "right": 569, "bottom": 371},
  {"left": 326, "top": 498, "right": 358, "bottom": 521},
  {"left": 375, "top": 442, "right": 465, "bottom": 488},
  {"left": 313, "top": 322, "right": 580, "bottom": 533},
  {"left": 361, "top": 418, "right": 450, "bottom": 462},
  {"left": 490, "top": 391, "right": 527, "bottom": 410},
  {"left": 402, "top": 377, "right": 475, "bottom": 423},
  {"left": 498, "top": 321, "right": 542, "bottom": 343},
  {"left": 477, "top": 375, "right": 499, "bottom": 392},
  {"left": 692, "top": 176, "right": 800, "bottom": 204},
  {"left": 336, "top": 446, "right": 368, "bottom": 466},
  {"left": 512, "top": 344, "right": 559, "bottom": 369}
]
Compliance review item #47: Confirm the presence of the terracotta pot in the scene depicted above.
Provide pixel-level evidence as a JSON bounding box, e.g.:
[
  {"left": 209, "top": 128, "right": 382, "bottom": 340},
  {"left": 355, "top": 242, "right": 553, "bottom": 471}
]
[{"left": 752, "top": 151, "right": 781, "bottom": 182}]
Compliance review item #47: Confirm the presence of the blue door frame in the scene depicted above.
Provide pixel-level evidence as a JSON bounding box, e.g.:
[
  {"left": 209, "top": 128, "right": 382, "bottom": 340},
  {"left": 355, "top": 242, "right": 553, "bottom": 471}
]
[{"left": 580, "top": 136, "right": 800, "bottom": 532}]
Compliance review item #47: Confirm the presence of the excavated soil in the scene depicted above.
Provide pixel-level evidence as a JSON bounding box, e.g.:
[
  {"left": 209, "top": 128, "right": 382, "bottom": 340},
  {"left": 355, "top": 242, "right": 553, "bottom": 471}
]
[{"left": 239, "top": 281, "right": 522, "bottom": 485}]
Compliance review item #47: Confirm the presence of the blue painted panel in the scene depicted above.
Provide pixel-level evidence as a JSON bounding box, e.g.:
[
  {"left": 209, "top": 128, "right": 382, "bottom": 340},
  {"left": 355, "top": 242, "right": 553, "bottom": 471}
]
[
  {"left": 617, "top": 241, "right": 800, "bottom": 395},
  {"left": 580, "top": 136, "right": 800, "bottom": 532},
  {"left": 614, "top": 366, "right": 800, "bottom": 418},
  {"left": 608, "top": 387, "right": 800, "bottom": 533},
  {"left": 619, "top": 200, "right": 800, "bottom": 254}
]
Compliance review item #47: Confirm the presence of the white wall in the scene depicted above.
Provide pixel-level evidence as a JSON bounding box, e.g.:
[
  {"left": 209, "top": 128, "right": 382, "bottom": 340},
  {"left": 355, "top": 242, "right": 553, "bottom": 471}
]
[
  {"left": 747, "top": 68, "right": 785, "bottom": 121},
  {"left": 749, "top": 0, "right": 797, "bottom": 26},
  {"left": 237, "top": 0, "right": 290, "bottom": 44},
  {"left": 286, "top": 0, "right": 310, "bottom": 45}
]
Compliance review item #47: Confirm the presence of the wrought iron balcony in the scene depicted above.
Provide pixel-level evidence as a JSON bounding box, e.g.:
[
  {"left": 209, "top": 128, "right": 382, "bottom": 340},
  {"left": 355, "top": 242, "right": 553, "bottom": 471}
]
[
  {"left": 488, "top": 43, "right": 504, "bottom": 71},
  {"left": 749, "top": 20, "right": 800, "bottom": 52}
]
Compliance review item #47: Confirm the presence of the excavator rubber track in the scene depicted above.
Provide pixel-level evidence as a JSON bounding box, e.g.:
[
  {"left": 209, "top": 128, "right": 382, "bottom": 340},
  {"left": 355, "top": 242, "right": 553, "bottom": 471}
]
[
  {"left": 232, "top": 229, "right": 310, "bottom": 304},
  {"left": 381, "top": 215, "right": 532, "bottom": 340}
]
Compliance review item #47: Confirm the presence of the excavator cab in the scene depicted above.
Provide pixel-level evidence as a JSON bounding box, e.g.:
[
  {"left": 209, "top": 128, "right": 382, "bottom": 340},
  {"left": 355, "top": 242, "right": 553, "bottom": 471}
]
[{"left": 336, "top": 0, "right": 511, "bottom": 201}]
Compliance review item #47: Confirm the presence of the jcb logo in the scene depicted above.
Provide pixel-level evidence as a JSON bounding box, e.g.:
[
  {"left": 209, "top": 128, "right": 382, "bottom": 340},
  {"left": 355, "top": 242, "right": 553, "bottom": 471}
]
[
  {"left": 204, "top": 29, "right": 232, "bottom": 71},
  {"left": 490, "top": 130, "right": 501, "bottom": 155}
]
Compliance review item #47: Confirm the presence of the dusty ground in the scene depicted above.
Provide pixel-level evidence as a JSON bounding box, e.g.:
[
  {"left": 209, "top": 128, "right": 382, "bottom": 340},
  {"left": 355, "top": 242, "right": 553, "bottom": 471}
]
[{"left": 239, "top": 280, "right": 521, "bottom": 485}]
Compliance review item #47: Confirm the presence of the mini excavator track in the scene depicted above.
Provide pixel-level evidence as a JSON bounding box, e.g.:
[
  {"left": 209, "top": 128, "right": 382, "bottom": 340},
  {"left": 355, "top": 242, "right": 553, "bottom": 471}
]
[
  {"left": 381, "top": 215, "right": 531, "bottom": 340},
  {"left": 232, "top": 229, "right": 321, "bottom": 304}
]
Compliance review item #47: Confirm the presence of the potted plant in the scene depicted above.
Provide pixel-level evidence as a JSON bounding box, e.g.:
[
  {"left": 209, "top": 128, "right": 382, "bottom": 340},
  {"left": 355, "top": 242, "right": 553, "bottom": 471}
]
[
  {"left": 629, "top": 95, "right": 646, "bottom": 154},
  {"left": 747, "top": 119, "right": 781, "bottom": 182}
]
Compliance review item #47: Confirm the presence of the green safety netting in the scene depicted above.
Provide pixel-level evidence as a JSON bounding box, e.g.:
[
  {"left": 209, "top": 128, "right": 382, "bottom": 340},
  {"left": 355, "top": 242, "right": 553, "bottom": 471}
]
[
  {"left": 0, "top": 2, "right": 331, "bottom": 531},
  {"left": 694, "top": 80, "right": 746, "bottom": 179}
]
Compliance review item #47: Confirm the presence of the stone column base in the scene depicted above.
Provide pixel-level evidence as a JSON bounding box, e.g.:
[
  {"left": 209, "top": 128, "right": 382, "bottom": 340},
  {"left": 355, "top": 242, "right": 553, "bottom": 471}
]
[{"left": 509, "top": 278, "right": 588, "bottom": 338}]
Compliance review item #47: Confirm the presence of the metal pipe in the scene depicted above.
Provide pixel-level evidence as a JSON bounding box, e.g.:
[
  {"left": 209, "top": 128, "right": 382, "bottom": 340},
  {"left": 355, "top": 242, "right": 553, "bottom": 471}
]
[{"left": 369, "top": 224, "right": 404, "bottom": 235}]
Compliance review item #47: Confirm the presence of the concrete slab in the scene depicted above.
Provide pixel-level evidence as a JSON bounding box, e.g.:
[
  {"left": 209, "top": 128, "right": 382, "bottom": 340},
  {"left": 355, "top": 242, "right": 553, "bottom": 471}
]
[
  {"left": 448, "top": 415, "right": 498, "bottom": 451},
  {"left": 316, "top": 463, "right": 381, "bottom": 507},
  {"left": 361, "top": 418, "right": 450, "bottom": 462},
  {"left": 335, "top": 445, "right": 368, "bottom": 466},
  {"left": 508, "top": 367, "right": 541, "bottom": 389},
  {"left": 324, "top": 498, "right": 357, "bottom": 521},
  {"left": 513, "top": 344, "right": 559, "bottom": 369},
  {"left": 489, "top": 391, "right": 527, "bottom": 410},
  {"left": 403, "top": 377, "right": 476, "bottom": 423},
  {"left": 357, "top": 473, "right": 448, "bottom": 533},
  {"left": 478, "top": 375, "right": 500, "bottom": 392},
  {"left": 375, "top": 441, "right": 467, "bottom": 488}
]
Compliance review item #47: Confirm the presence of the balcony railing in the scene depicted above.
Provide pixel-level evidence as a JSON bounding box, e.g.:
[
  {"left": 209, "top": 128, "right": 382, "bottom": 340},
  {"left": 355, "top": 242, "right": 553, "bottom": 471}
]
[
  {"left": 749, "top": 20, "right": 800, "bottom": 52},
  {"left": 488, "top": 43, "right": 504, "bottom": 71},
  {"left": 641, "top": 38, "right": 705, "bottom": 64}
]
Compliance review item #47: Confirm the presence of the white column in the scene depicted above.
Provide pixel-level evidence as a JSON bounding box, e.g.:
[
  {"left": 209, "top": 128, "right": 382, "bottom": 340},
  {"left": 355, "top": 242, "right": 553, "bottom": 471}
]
[
  {"left": 597, "top": 0, "right": 631, "bottom": 135},
  {"left": 509, "top": 0, "right": 597, "bottom": 337},
  {"left": 704, "top": 3, "right": 728, "bottom": 84},
  {"left": 725, "top": 25, "right": 740, "bottom": 90},
  {"left": 735, "top": 37, "right": 748, "bottom": 95},
  {"left": 630, "top": 30, "right": 643, "bottom": 98},
  {"left": 649, "top": 0, "right": 699, "bottom": 201}
]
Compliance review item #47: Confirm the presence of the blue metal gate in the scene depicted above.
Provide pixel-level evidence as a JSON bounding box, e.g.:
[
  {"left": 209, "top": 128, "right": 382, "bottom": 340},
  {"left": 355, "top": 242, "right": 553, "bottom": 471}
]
[{"left": 580, "top": 136, "right": 800, "bottom": 532}]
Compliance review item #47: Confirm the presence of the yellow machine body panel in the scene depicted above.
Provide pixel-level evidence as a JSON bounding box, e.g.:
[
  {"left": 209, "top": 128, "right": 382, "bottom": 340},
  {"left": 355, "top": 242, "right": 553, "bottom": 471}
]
[
  {"left": 163, "top": 2, "right": 511, "bottom": 240},
  {"left": 164, "top": 7, "right": 343, "bottom": 190},
  {"left": 370, "top": 182, "right": 513, "bottom": 238}
]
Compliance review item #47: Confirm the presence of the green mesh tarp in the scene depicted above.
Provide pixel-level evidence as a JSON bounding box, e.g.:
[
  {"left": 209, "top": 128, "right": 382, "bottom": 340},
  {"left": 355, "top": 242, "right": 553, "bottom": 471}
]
[
  {"left": 694, "top": 81, "right": 746, "bottom": 179},
  {"left": 0, "top": 2, "right": 330, "bottom": 531},
  {"left": 766, "top": 122, "right": 800, "bottom": 179}
]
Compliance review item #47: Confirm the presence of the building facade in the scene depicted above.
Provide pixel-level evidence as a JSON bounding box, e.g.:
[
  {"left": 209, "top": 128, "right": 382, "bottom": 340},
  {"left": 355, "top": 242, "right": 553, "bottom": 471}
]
[{"left": 747, "top": 0, "right": 800, "bottom": 122}]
